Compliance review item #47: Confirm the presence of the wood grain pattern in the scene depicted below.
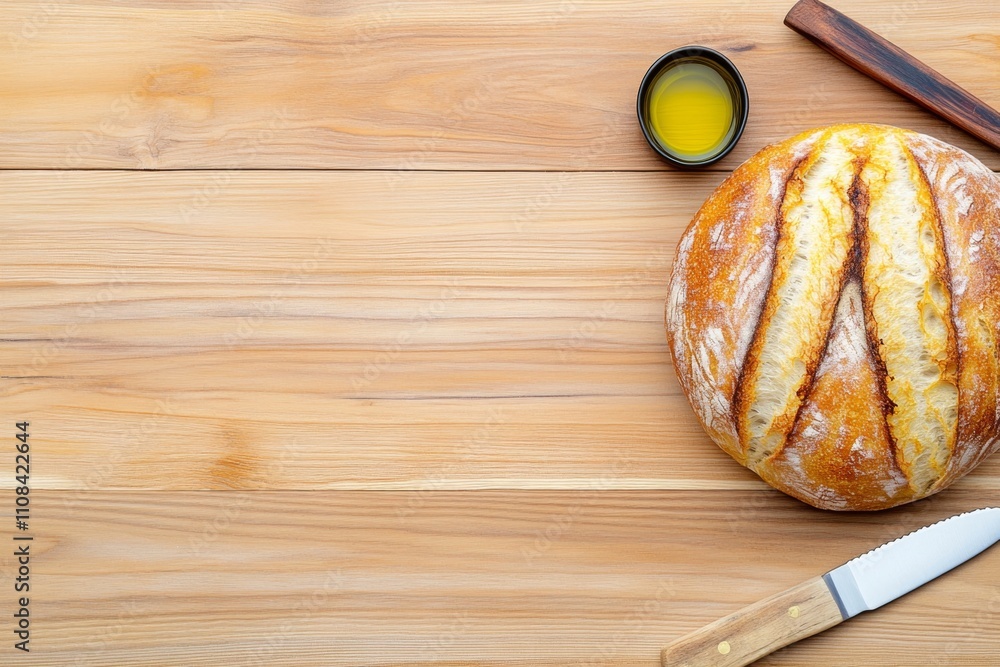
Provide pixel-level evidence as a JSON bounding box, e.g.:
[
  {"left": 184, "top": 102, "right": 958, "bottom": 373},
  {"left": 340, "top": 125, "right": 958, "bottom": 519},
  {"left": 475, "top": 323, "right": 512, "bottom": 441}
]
[
  {"left": 0, "top": 0, "right": 997, "bottom": 170},
  {"left": 661, "top": 577, "right": 842, "bottom": 667},
  {"left": 0, "top": 169, "right": 755, "bottom": 492},
  {"left": 9, "top": 489, "right": 999, "bottom": 666},
  {"left": 785, "top": 0, "right": 1000, "bottom": 150},
  {"left": 3, "top": 170, "right": 1000, "bottom": 494},
  {"left": 2, "top": 2, "right": 999, "bottom": 664}
]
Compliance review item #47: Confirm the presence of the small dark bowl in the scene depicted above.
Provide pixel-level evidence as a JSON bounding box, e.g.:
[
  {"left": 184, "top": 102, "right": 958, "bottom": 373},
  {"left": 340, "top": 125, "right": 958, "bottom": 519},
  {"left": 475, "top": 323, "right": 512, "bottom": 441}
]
[{"left": 636, "top": 46, "right": 749, "bottom": 168}]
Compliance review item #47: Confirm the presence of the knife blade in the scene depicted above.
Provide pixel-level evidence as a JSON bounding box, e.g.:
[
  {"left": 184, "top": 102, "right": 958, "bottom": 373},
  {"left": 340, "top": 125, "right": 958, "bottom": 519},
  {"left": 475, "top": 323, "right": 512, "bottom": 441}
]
[{"left": 661, "top": 507, "right": 1000, "bottom": 667}]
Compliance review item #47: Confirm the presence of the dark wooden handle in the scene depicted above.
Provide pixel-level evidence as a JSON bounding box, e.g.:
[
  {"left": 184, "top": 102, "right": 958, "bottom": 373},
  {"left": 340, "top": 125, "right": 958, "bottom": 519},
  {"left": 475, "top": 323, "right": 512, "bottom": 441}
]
[{"left": 784, "top": 0, "right": 1000, "bottom": 151}]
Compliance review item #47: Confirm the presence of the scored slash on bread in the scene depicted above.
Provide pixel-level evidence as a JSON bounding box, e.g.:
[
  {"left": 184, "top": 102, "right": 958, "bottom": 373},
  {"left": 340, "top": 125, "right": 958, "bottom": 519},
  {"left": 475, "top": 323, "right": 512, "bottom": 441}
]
[{"left": 665, "top": 124, "right": 1000, "bottom": 511}]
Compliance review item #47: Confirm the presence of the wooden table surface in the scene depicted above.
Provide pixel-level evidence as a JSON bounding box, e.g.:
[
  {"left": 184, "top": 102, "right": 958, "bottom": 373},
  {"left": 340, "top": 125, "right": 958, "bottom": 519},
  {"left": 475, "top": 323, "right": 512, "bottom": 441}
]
[{"left": 2, "top": 1, "right": 999, "bottom": 665}]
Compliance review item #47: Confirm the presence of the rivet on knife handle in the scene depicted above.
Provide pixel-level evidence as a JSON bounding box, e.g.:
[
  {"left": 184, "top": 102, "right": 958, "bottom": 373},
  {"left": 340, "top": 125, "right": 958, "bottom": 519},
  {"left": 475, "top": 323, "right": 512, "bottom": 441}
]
[
  {"left": 660, "top": 576, "right": 843, "bottom": 667},
  {"left": 784, "top": 0, "right": 1000, "bottom": 151}
]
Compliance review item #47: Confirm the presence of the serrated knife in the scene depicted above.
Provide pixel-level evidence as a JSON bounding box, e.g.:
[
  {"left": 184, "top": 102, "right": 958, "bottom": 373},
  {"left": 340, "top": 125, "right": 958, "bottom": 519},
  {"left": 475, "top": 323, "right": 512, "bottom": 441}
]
[{"left": 661, "top": 507, "right": 1000, "bottom": 666}]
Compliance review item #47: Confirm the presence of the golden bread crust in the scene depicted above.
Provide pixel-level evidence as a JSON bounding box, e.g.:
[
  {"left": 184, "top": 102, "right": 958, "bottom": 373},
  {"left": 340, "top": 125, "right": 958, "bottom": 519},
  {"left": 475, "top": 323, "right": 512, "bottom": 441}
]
[{"left": 665, "top": 124, "right": 1000, "bottom": 510}]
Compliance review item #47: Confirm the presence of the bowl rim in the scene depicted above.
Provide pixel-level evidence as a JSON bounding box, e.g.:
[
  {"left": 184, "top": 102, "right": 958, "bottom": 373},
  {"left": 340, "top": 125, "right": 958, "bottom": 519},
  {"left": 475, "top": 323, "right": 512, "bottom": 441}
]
[{"left": 636, "top": 45, "right": 750, "bottom": 168}]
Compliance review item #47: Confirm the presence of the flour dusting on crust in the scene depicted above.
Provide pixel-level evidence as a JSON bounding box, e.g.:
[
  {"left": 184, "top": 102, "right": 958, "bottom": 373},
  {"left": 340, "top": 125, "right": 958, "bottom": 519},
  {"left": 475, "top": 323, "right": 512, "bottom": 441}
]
[{"left": 665, "top": 124, "right": 1000, "bottom": 510}]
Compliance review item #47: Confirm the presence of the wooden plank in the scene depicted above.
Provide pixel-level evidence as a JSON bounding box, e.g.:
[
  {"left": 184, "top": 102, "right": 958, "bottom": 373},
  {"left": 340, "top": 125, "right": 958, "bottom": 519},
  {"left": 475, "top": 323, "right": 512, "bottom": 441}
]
[
  {"left": 4, "top": 170, "right": 999, "bottom": 493},
  {"left": 0, "top": 169, "right": 742, "bottom": 492},
  {"left": 0, "top": 0, "right": 997, "bottom": 170},
  {"left": 7, "top": 489, "right": 999, "bottom": 665}
]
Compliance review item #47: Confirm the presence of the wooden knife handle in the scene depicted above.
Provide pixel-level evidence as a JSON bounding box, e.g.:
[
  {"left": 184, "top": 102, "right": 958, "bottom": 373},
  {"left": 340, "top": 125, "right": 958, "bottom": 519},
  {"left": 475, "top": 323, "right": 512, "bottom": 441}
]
[
  {"left": 661, "top": 576, "right": 844, "bottom": 667},
  {"left": 784, "top": 0, "right": 1000, "bottom": 151}
]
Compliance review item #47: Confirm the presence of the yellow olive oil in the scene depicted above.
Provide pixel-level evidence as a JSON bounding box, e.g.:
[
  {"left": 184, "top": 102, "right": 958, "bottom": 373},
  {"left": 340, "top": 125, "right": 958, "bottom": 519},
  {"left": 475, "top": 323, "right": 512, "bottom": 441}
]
[{"left": 646, "top": 59, "right": 738, "bottom": 163}]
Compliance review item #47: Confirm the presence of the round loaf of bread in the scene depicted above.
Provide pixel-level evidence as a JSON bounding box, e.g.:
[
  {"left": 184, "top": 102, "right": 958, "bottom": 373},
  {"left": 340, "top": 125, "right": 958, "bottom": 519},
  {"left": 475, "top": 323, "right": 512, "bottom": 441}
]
[{"left": 665, "top": 124, "right": 1000, "bottom": 510}]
